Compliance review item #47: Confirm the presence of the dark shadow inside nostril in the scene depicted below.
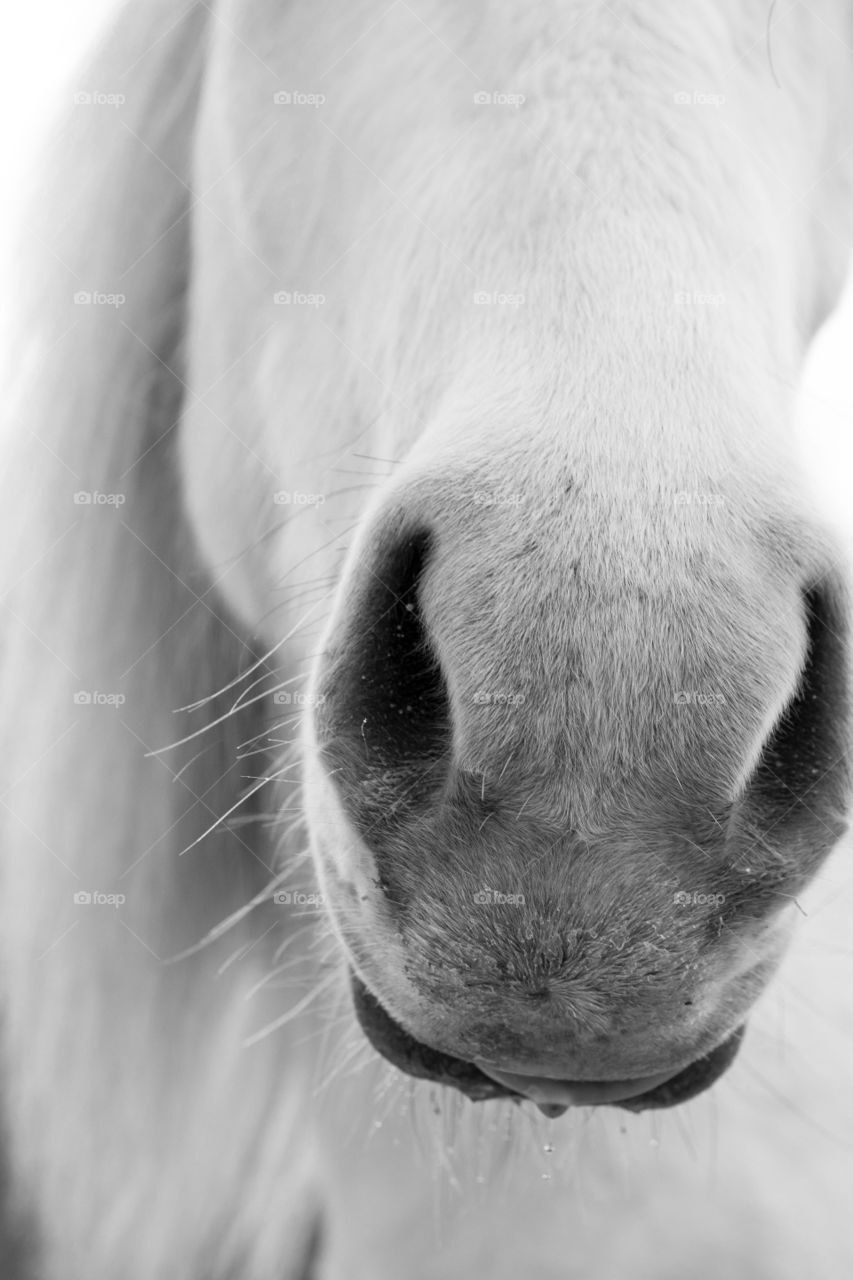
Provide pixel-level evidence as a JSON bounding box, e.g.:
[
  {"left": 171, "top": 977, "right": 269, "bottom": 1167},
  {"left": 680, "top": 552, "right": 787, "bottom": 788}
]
[
  {"left": 316, "top": 530, "right": 452, "bottom": 839},
  {"left": 724, "top": 576, "right": 851, "bottom": 913},
  {"left": 752, "top": 583, "right": 850, "bottom": 810}
]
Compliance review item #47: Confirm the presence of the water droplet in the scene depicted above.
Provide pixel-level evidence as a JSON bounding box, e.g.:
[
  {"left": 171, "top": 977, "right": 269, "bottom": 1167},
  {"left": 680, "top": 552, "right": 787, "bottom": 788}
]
[
  {"left": 543, "top": 1143, "right": 554, "bottom": 1154},
  {"left": 541, "top": 1172, "right": 552, "bottom": 1181},
  {"left": 649, "top": 1137, "right": 659, "bottom": 1148}
]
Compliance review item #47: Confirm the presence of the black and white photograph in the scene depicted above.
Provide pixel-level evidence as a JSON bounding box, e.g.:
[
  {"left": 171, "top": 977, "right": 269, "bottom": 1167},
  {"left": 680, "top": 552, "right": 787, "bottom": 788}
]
[{"left": 1, "top": 2, "right": 852, "bottom": 1277}]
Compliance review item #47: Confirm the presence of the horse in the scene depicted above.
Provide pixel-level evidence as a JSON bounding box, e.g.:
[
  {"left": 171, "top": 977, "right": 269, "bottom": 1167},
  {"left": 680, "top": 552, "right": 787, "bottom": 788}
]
[{"left": 2, "top": 0, "right": 853, "bottom": 1276}]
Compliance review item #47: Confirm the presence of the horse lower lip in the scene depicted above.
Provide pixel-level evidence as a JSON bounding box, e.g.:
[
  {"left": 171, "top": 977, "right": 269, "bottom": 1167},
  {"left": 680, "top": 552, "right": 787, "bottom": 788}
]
[
  {"left": 476, "top": 1026, "right": 747, "bottom": 1111},
  {"left": 472, "top": 1064, "right": 681, "bottom": 1107}
]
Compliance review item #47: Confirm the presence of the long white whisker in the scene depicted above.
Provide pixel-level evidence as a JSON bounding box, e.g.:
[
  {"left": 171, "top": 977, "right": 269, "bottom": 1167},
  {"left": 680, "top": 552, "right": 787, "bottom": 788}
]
[{"left": 243, "top": 970, "right": 340, "bottom": 1048}]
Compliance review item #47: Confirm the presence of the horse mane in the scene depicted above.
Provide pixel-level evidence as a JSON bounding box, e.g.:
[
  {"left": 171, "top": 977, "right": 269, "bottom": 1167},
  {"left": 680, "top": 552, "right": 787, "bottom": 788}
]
[{"left": 0, "top": 4, "right": 331, "bottom": 1275}]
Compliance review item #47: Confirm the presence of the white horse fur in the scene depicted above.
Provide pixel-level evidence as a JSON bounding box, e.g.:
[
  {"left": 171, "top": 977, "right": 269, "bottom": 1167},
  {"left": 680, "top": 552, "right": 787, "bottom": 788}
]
[{"left": 2, "top": 1, "right": 853, "bottom": 1277}]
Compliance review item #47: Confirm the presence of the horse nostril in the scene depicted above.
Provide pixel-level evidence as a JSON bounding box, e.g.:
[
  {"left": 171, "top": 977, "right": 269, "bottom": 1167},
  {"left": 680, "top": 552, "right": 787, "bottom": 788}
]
[
  {"left": 725, "top": 576, "right": 851, "bottom": 904},
  {"left": 314, "top": 528, "right": 452, "bottom": 844}
]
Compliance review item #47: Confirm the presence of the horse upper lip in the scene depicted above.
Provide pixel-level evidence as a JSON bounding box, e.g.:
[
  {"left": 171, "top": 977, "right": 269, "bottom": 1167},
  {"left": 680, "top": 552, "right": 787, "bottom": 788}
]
[{"left": 349, "top": 970, "right": 747, "bottom": 1113}]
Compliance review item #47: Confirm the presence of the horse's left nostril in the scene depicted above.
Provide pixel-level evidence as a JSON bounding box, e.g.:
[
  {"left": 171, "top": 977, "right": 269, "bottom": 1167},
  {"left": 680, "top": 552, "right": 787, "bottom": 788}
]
[{"left": 725, "top": 576, "right": 851, "bottom": 901}]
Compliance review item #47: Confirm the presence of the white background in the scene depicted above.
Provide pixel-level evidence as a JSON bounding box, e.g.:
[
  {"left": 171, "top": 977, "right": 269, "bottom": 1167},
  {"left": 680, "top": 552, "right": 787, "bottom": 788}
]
[{"left": 1, "top": 0, "right": 851, "bottom": 539}]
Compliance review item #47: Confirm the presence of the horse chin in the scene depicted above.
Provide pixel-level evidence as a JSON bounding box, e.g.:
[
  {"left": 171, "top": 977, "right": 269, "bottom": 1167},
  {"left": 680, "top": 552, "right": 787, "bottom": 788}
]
[{"left": 349, "top": 971, "right": 747, "bottom": 1117}]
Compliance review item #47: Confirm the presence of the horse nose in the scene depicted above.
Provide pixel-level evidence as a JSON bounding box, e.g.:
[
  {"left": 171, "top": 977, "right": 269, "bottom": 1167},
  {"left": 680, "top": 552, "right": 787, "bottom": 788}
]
[
  {"left": 306, "top": 474, "right": 850, "bottom": 1109},
  {"left": 308, "top": 476, "right": 852, "bottom": 878}
]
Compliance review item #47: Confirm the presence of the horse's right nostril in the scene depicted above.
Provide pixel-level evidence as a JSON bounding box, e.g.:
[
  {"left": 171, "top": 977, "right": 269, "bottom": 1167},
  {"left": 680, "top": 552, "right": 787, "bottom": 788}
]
[{"left": 314, "top": 528, "right": 452, "bottom": 843}]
